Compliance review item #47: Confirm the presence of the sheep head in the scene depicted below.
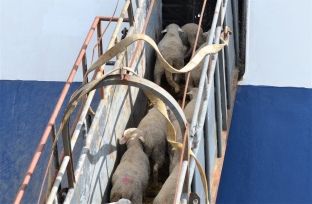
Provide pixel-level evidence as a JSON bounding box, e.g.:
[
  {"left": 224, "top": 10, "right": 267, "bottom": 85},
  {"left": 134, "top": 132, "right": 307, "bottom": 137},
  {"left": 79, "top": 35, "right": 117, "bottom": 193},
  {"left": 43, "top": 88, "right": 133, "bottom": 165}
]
[
  {"left": 120, "top": 128, "right": 145, "bottom": 145},
  {"left": 187, "top": 87, "right": 199, "bottom": 100}
]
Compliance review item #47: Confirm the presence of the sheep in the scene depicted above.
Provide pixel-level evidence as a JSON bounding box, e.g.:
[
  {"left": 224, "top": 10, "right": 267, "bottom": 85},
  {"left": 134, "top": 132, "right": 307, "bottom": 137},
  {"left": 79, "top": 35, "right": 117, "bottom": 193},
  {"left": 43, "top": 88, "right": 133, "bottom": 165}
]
[
  {"left": 153, "top": 164, "right": 180, "bottom": 204},
  {"left": 179, "top": 23, "right": 207, "bottom": 59},
  {"left": 137, "top": 107, "right": 167, "bottom": 184},
  {"left": 187, "top": 42, "right": 208, "bottom": 89},
  {"left": 184, "top": 87, "right": 202, "bottom": 124},
  {"left": 110, "top": 128, "right": 150, "bottom": 204},
  {"left": 187, "top": 29, "right": 213, "bottom": 89},
  {"left": 154, "top": 23, "right": 185, "bottom": 93},
  {"left": 166, "top": 107, "right": 183, "bottom": 173}
]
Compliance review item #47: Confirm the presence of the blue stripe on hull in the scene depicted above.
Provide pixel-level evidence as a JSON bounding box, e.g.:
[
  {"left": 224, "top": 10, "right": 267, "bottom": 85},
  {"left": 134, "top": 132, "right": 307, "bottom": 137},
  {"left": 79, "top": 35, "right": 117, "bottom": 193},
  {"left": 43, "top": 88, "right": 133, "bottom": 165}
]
[
  {"left": 217, "top": 85, "right": 312, "bottom": 203},
  {"left": 0, "top": 80, "right": 97, "bottom": 203}
]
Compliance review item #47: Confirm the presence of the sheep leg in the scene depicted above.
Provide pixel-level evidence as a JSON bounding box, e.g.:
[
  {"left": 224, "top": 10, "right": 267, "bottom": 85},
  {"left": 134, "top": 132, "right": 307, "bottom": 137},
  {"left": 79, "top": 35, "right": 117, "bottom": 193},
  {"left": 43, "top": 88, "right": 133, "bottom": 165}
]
[
  {"left": 186, "top": 73, "right": 194, "bottom": 91},
  {"left": 153, "top": 163, "right": 159, "bottom": 185},
  {"left": 154, "top": 59, "right": 165, "bottom": 86},
  {"left": 165, "top": 70, "right": 180, "bottom": 93},
  {"left": 132, "top": 194, "right": 143, "bottom": 204}
]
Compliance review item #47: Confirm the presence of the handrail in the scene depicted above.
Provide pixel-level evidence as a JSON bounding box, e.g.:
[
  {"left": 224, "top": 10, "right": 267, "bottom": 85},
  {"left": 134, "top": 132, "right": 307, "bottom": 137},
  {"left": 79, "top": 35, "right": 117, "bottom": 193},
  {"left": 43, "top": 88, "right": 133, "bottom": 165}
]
[{"left": 14, "top": 15, "right": 130, "bottom": 204}]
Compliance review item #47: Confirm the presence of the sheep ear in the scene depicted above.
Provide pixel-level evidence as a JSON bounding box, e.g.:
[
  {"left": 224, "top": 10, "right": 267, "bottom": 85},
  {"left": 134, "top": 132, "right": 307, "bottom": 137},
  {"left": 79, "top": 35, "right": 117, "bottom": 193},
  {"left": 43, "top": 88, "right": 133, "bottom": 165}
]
[
  {"left": 178, "top": 27, "right": 183, "bottom": 32},
  {"left": 161, "top": 29, "right": 167, "bottom": 33},
  {"left": 119, "top": 136, "right": 127, "bottom": 144},
  {"left": 139, "top": 136, "right": 145, "bottom": 143}
]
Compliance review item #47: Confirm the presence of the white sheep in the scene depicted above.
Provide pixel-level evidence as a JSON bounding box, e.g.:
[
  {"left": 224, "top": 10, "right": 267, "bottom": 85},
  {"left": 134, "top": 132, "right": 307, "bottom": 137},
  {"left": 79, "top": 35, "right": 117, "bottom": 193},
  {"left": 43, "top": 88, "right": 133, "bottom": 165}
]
[
  {"left": 184, "top": 88, "right": 202, "bottom": 124},
  {"left": 187, "top": 29, "right": 212, "bottom": 89},
  {"left": 187, "top": 42, "right": 208, "bottom": 89},
  {"left": 110, "top": 128, "right": 150, "bottom": 204},
  {"left": 166, "top": 107, "right": 183, "bottom": 173},
  {"left": 153, "top": 164, "right": 180, "bottom": 204},
  {"left": 179, "top": 23, "right": 207, "bottom": 59},
  {"left": 154, "top": 23, "right": 185, "bottom": 93},
  {"left": 137, "top": 107, "right": 167, "bottom": 184}
]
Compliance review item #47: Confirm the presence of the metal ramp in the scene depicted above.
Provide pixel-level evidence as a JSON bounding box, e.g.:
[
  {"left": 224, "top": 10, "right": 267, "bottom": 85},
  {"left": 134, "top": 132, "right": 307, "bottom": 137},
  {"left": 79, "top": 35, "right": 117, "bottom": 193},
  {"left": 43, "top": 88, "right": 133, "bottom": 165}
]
[{"left": 14, "top": 0, "right": 243, "bottom": 203}]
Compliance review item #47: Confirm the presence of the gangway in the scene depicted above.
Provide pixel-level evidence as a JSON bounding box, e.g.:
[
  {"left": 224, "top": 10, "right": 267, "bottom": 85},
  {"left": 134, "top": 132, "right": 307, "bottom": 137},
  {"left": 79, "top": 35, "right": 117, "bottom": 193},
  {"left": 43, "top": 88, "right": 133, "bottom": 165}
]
[{"left": 14, "top": 0, "right": 243, "bottom": 203}]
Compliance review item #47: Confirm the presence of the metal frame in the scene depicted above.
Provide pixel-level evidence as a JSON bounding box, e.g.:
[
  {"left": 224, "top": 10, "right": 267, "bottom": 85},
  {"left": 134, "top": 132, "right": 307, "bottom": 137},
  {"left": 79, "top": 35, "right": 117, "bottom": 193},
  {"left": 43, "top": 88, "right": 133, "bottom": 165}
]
[
  {"left": 13, "top": 10, "right": 131, "bottom": 204},
  {"left": 14, "top": 0, "right": 240, "bottom": 203}
]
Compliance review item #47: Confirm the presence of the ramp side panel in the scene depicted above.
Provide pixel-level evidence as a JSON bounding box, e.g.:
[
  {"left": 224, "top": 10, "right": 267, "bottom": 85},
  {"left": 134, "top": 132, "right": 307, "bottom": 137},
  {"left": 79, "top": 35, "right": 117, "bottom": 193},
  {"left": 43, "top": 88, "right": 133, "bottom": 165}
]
[{"left": 64, "top": 0, "right": 162, "bottom": 203}]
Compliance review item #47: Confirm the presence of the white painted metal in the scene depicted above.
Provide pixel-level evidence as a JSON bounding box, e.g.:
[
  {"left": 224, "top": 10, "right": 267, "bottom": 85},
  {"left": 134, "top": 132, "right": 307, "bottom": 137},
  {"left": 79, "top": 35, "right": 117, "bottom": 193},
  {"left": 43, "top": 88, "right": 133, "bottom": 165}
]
[{"left": 242, "top": 0, "right": 312, "bottom": 88}]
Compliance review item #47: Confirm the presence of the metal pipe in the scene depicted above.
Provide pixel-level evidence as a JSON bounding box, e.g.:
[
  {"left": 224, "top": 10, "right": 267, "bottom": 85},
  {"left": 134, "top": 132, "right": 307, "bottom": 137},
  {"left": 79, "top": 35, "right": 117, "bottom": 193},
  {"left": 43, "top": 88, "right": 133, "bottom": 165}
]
[
  {"left": 231, "top": 0, "right": 240, "bottom": 65},
  {"left": 188, "top": 24, "right": 223, "bottom": 192},
  {"left": 46, "top": 156, "right": 71, "bottom": 204},
  {"left": 190, "top": 0, "right": 222, "bottom": 143},
  {"left": 175, "top": 161, "right": 189, "bottom": 204},
  {"left": 99, "top": 16, "right": 129, "bottom": 22},
  {"left": 215, "top": 56, "right": 223, "bottom": 158},
  {"left": 13, "top": 16, "right": 101, "bottom": 204},
  {"left": 218, "top": 48, "right": 228, "bottom": 130},
  {"left": 224, "top": 39, "right": 232, "bottom": 109},
  {"left": 210, "top": 27, "right": 223, "bottom": 158},
  {"left": 204, "top": 106, "right": 211, "bottom": 202},
  {"left": 61, "top": 120, "right": 75, "bottom": 188}
]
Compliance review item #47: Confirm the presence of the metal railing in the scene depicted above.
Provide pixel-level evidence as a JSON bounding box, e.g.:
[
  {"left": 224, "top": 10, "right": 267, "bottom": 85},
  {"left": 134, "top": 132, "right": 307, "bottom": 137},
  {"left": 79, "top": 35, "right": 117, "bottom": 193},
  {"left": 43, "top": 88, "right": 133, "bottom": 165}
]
[
  {"left": 14, "top": 0, "right": 239, "bottom": 203},
  {"left": 13, "top": 8, "right": 131, "bottom": 204}
]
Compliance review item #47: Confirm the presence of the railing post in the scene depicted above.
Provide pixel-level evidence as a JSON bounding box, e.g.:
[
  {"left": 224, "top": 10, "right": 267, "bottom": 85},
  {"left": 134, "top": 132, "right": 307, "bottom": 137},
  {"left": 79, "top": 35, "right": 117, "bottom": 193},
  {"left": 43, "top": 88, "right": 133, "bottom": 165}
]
[
  {"left": 82, "top": 53, "right": 92, "bottom": 129},
  {"left": 62, "top": 120, "right": 75, "bottom": 188},
  {"left": 96, "top": 21, "right": 105, "bottom": 99},
  {"left": 127, "top": 0, "right": 135, "bottom": 27}
]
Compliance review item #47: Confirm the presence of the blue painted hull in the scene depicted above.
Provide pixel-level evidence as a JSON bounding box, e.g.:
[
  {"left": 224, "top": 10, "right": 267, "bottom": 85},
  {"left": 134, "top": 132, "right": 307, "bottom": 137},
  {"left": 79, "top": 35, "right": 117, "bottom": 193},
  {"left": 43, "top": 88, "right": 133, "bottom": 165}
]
[
  {"left": 217, "top": 85, "right": 312, "bottom": 203},
  {"left": 0, "top": 80, "right": 83, "bottom": 203}
]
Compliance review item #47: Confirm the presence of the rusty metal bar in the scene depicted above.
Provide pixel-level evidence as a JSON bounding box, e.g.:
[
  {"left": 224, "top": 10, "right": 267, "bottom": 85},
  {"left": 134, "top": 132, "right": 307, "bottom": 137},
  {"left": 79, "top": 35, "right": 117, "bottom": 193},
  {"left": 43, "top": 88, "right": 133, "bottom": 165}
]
[
  {"left": 46, "top": 156, "right": 71, "bottom": 204},
  {"left": 41, "top": 126, "right": 61, "bottom": 204},
  {"left": 97, "top": 21, "right": 105, "bottom": 99},
  {"left": 98, "top": 16, "right": 129, "bottom": 22},
  {"left": 62, "top": 120, "right": 75, "bottom": 188},
  {"left": 13, "top": 16, "right": 101, "bottom": 204},
  {"left": 51, "top": 125, "right": 61, "bottom": 189}
]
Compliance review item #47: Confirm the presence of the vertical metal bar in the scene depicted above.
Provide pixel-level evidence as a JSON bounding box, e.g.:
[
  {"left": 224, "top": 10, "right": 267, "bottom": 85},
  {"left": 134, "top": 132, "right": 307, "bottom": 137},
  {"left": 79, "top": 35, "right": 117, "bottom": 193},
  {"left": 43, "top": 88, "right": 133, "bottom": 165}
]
[
  {"left": 218, "top": 48, "right": 228, "bottom": 130},
  {"left": 96, "top": 21, "right": 105, "bottom": 99},
  {"left": 176, "top": 161, "right": 189, "bottom": 203},
  {"left": 190, "top": 0, "right": 222, "bottom": 136},
  {"left": 204, "top": 105, "right": 211, "bottom": 203},
  {"left": 62, "top": 120, "right": 75, "bottom": 188},
  {"left": 135, "top": 0, "right": 139, "bottom": 8},
  {"left": 231, "top": 0, "right": 240, "bottom": 65},
  {"left": 43, "top": 125, "right": 61, "bottom": 203},
  {"left": 82, "top": 53, "right": 92, "bottom": 129},
  {"left": 223, "top": 15, "right": 232, "bottom": 110},
  {"left": 46, "top": 156, "right": 71, "bottom": 204},
  {"left": 51, "top": 125, "right": 61, "bottom": 188},
  {"left": 97, "top": 22, "right": 103, "bottom": 57},
  {"left": 127, "top": 0, "right": 135, "bottom": 27},
  {"left": 175, "top": 126, "right": 190, "bottom": 204},
  {"left": 214, "top": 59, "right": 223, "bottom": 158}
]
